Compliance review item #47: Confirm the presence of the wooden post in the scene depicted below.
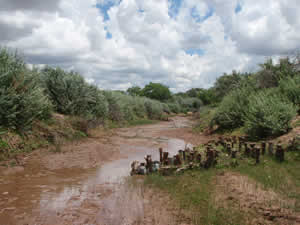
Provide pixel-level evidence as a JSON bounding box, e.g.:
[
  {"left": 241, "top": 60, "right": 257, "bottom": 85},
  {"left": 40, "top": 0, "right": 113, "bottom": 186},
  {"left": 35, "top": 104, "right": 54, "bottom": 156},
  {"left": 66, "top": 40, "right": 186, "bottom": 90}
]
[
  {"left": 204, "top": 148, "right": 215, "bottom": 169},
  {"left": 250, "top": 144, "right": 256, "bottom": 158},
  {"left": 231, "top": 150, "right": 237, "bottom": 159},
  {"left": 239, "top": 141, "right": 243, "bottom": 152},
  {"left": 190, "top": 151, "right": 195, "bottom": 162},
  {"left": 182, "top": 150, "right": 186, "bottom": 161},
  {"left": 255, "top": 147, "right": 260, "bottom": 164},
  {"left": 261, "top": 142, "right": 266, "bottom": 155},
  {"left": 167, "top": 157, "right": 173, "bottom": 165},
  {"left": 159, "top": 148, "right": 163, "bottom": 163},
  {"left": 276, "top": 144, "right": 284, "bottom": 162},
  {"left": 145, "top": 155, "right": 153, "bottom": 173},
  {"left": 244, "top": 143, "right": 250, "bottom": 157},
  {"left": 196, "top": 153, "right": 201, "bottom": 163},
  {"left": 227, "top": 144, "right": 232, "bottom": 155},
  {"left": 163, "top": 152, "right": 169, "bottom": 165},
  {"left": 268, "top": 142, "right": 274, "bottom": 156},
  {"left": 178, "top": 150, "right": 183, "bottom": 161}
]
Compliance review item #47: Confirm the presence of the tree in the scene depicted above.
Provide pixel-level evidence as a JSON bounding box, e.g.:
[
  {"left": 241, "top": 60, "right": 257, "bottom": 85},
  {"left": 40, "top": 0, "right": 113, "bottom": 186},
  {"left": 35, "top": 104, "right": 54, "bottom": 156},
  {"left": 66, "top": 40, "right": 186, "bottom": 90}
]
[
  {"left": 127, "top": 86, "right": 142, "bottom": 96},
  {"left": 256, "top": 57, "right": 297, "bottom": 88},
  {"left": 142, "top": 82, "right": 172, "bottom": 101},
  {"left": 197, "top": 88, "right": 218, "bottom": 105},
  {"left": 214, "top": 70, "right": 244, "bottom": 101},
  {"left": 186, "top": 88, "right": 201, "bottom": 97}
]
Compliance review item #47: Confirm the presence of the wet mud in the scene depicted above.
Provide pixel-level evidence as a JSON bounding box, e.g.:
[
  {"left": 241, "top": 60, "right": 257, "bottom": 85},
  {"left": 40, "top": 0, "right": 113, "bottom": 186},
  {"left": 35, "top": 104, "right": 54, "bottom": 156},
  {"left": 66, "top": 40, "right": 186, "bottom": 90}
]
[{"left": 0, "top": 117, "right": 193, "bottom": 225}]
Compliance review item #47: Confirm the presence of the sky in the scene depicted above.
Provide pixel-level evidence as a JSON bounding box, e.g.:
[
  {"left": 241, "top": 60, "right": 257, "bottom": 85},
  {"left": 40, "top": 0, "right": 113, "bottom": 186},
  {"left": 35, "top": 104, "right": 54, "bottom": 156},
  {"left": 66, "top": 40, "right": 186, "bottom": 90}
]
[{"left": 0, "top": 0, "right": 300, "bottom": 92}]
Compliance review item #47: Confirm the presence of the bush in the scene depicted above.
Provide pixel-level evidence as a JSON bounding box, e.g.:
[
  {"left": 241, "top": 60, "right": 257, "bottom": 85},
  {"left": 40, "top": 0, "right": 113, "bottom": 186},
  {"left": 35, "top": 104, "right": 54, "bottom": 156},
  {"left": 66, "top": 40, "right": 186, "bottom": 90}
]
[
  {"left": 167, "top": 102, "right": 181, "bottom": 113},
  {"left": 41, "top": 67, "right": 108, "bottom": 120},
  {"left": 181, "top": 97, "right": 203, "bottom": 112},
  {"left": 104, "top": 91, "right": 123, "bottom": 122},
  {"left": 132, "top": 97, "right": 147, "bottom": 118},
  {"left": 256, "top": 57, "right": 297, "bottom": 88},
  {"left": 279, "top": 76, "right": 300, "bottom": 111},
  {"left": 243, "top": 90, "right": 297, "bottom": 138},
  {"left": 0, "top": 48, "right": 52, "bottom": 131},
  {"left": 144, "top": 99, "right": 164, "bottom": 119},
  {"left": 212, "top": 86, "right": 252, "bottom": 129},
  {"left": 161, "top": 103, "right": 170, "bottom": 114}
]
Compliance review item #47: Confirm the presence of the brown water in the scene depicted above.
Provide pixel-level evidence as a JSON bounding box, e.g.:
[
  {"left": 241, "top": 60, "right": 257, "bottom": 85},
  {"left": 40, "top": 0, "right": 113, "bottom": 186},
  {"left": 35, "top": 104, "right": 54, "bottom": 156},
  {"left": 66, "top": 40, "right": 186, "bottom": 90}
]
[{"left": 0, "top": 117, "right": 193, "bottom": 225}]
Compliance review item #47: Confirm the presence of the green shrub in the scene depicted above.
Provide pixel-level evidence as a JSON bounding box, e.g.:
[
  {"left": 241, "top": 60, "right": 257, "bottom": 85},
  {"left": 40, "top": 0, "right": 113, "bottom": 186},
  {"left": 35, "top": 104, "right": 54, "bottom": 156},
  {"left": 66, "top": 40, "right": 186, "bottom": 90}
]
[
  {"left": 256, "top": 58, "right": 296, "bottom": 88},
  {"left": 167, "top": 102, "right": 181, "bottom": 113},
  {"left": 104, "top": 91, "right": 123, "bottom": 122},
  {"left": 132, "top": 97, "right": 147, "bottom": 118},
  {"left": 212, "top": 86, "right": 252, "bottom": 129},
  {"left": 0, "top": 48, "right": 52, "bottom": 131},
  {"left": 41, "top": 67, "right": 108, "bottom": 120},
  {"left": 144, "top": 99, "right": 164, "bottom": 119},
  {"left": 181, "top": 97, "right": 203, "bottom": 111},
  {"left": 279, "top": 76, "right": 300, "bottom": 110},
  {"left": 103, "top": 91, "right": 166, "bottom": 122},
  {"left": 161, "top": 103, "right": 170, "bottom": 114},
  {"left": 244, "top": 90, "right": 297, "bottom": 138}
]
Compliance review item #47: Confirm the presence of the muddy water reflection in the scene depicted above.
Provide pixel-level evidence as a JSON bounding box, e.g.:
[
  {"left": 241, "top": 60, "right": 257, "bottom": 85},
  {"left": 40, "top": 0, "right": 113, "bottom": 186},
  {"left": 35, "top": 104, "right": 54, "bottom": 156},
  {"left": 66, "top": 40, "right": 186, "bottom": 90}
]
[{"left": 0, "top": 119, "right": 193, "bottom": 225}]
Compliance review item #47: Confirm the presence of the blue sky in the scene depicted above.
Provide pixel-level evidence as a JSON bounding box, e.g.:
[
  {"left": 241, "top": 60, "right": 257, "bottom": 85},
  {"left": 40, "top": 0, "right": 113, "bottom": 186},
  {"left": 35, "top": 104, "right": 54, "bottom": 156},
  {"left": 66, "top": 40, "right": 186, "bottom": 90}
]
[
  {"left": 96, "top": 1, "right": 116, "bottom": 21},
  {"left": 1, "top": 0, "right": 299, "bottom": 92}
]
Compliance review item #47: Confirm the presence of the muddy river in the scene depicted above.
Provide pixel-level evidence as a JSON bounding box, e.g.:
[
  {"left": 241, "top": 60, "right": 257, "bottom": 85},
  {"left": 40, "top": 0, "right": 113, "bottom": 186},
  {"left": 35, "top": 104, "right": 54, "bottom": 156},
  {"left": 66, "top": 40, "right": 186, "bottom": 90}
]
[{"left": 0, "top": 117, "right": 193, "bottom": 225}]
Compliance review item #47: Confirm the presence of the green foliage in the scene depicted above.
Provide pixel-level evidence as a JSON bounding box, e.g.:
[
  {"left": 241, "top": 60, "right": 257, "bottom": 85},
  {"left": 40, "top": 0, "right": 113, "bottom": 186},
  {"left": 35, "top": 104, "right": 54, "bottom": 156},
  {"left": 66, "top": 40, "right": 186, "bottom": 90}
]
[
  {"left": 279, "top": 76, "right": 300, "bottom": 109},
  {"left": 104, "top": 91, "right": 165, "bottom": 122},
  {"left": 41, "top": 67, "right": 108, "bottom": 120},
  {"left": 209, "top": 57, "right": 299, "bottom": 138},
  {"left": 104, "top": 91, "right": 123, "bottom": 121},
  {"left": 127, "top": 86, "right": 142, "bottom": 96},
  {"left": 212, "top": 86, "right": 252, "bottom": 130},
  {"left": 243, "top": 90, "right": 297, "bottom": 138},
  {"left": 256, "top": 57, "right": 297, "bottom": 88},
  {"left": 169, "top": 95, "right": 202, "bottom": 113},
  {"left": 214, "top": 70, "right": 245, "bottom": 101},
  {"left": 185, "top": 88, "right": 199, "bottom": 97},
  {"left": 0, "top": 48, "right": 52, "bottom": 131},
  {"left": 167, "top": 102, "right": 181, "bottom": 113},
  {"left": 142, "top": 82, "right": 172, "bottom": 101},
  {"left": 197, "top": 88, "right": 218, "bottom": 105},
  {"left": 194, "top": 106, "right": 216, "bottom": 132},
  {"left": 181, "top": 97, "right": 203, "bottom": 111},
  {"left": 144, "top": 99, "right": 164, "bottom": 119}
]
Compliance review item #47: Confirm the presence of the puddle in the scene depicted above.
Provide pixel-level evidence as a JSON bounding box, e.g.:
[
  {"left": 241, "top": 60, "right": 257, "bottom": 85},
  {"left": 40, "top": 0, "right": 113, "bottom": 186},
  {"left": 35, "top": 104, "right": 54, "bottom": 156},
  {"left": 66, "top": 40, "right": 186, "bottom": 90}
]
[{"left": 0, "top": 117, "right": 193, "bottom": 225}]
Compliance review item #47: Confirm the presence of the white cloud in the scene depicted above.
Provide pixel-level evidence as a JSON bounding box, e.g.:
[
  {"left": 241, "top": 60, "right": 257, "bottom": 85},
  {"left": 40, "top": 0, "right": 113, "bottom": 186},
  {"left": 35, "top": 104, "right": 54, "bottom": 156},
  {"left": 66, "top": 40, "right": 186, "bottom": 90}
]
[{"left": 1, "top": 0, "right": 299, "bottom": 92}]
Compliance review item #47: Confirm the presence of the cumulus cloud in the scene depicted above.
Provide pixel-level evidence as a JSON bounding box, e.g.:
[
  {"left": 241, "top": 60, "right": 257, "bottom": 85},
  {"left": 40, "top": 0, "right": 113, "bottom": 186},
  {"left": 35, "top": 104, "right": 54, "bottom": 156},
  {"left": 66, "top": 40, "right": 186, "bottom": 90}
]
[
  {"left": 0, "top": 0, "right": 299, "bottom": 92},
  {"left": 0, "top": 0, "right": 61, "bottom": 12}
]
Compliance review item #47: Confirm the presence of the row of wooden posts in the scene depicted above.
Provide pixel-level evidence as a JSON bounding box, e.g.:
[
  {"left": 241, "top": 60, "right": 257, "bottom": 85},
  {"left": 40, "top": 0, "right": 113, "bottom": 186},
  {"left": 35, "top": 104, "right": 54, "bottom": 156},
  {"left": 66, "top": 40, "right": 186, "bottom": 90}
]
[
  {"left": 158, "top": 146, "right": 217, "bottom": 169},
  {"left": 143, "top": 136, "right": 286, "bottom": 174},
  {"left": 215, "top": 136, "right": 285, "bottom": 163}
]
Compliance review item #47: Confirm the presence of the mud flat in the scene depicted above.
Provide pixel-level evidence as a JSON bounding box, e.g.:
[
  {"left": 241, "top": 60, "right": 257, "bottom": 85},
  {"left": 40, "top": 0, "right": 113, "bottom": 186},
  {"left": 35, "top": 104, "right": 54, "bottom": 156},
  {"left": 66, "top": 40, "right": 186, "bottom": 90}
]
[{"left": 0, "top": 116, "right": 194, "bottom": 225}]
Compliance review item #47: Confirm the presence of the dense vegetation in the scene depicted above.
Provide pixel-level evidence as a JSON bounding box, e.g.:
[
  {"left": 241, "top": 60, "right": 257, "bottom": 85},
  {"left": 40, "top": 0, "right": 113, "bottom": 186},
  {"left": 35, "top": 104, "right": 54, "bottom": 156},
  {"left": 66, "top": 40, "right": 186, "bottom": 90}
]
[
  {"left": 1, "top": 46, "right": 299, "bottom": 140},
  {"left": 0, "top": 48, "right": 202, "bottom": 134},
  {"left": 0, "top": 49, "right": 52, "bottom": 131},
  {"left": 184, "top": 57, "right": 300, "bottom": 139}
]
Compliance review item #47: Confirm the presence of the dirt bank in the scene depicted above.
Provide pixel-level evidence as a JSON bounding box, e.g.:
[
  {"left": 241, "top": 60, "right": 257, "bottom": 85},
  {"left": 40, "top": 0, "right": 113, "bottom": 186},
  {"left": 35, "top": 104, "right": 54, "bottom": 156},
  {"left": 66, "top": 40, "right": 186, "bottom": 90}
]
[{"left": 0, "top": 116, "right": 194, "bottom": 225}]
